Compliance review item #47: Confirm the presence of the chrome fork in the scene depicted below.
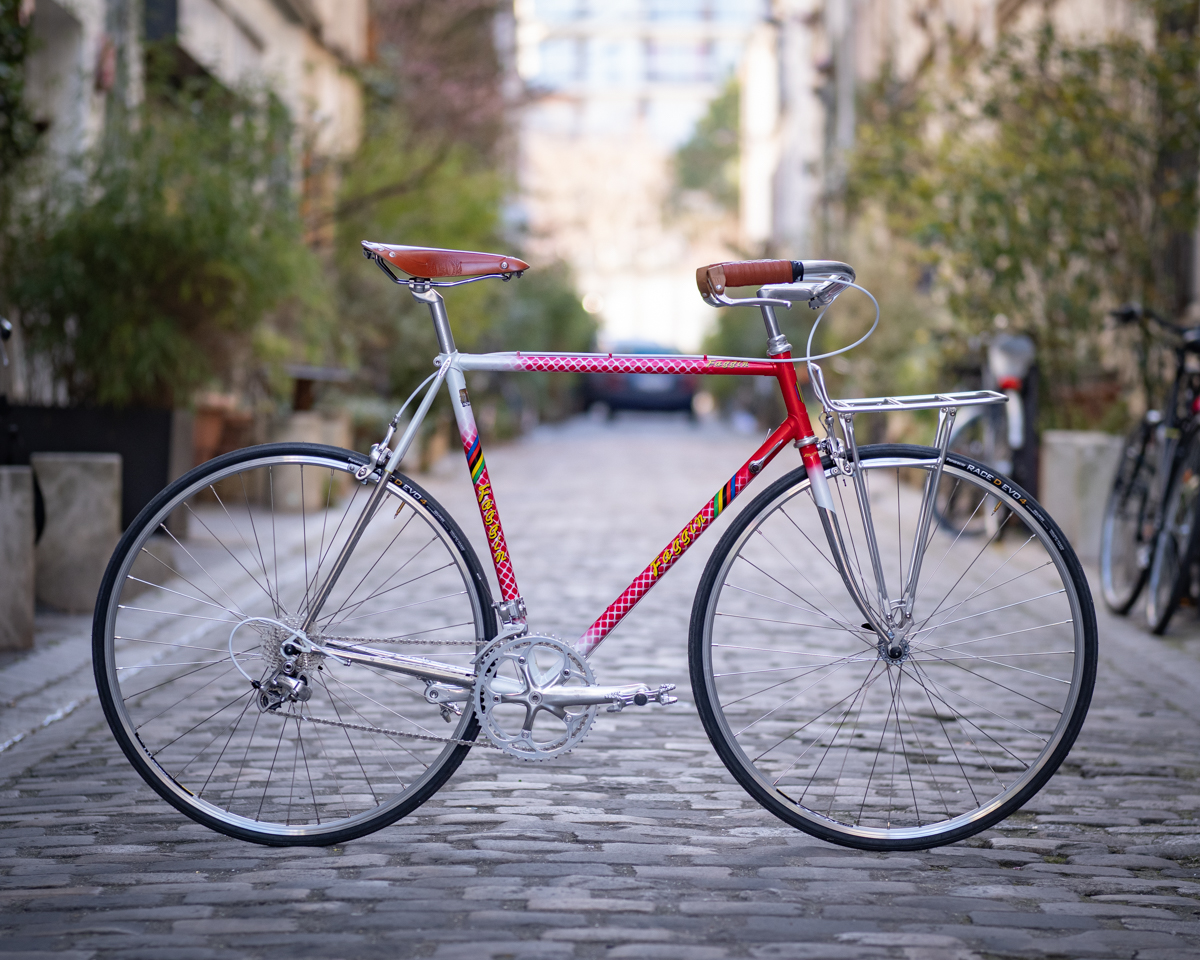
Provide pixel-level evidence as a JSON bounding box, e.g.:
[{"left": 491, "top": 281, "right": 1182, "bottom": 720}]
[{"left": 807, "top": 362, "right": 968, "bottom": 651}]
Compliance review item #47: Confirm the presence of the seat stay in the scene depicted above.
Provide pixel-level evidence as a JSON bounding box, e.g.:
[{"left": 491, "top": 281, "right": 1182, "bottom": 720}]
[{"left": 299, "top": 364, "right": 450, "bottom": 635}]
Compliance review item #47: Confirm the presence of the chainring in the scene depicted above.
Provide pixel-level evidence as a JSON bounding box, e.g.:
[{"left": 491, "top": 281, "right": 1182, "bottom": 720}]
[{"left": 476, "top": 635, "right": 597, "bottom": 760}]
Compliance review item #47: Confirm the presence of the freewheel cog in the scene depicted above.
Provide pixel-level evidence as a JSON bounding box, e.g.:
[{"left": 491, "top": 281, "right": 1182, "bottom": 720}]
[{"left": 476, "top": 635, "right": 597, "bottom": 760}]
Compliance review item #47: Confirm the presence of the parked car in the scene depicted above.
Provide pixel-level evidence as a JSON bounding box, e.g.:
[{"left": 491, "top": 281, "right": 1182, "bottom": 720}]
[{"left": 581, "top": 342, "right": 699, "bottom": 415}]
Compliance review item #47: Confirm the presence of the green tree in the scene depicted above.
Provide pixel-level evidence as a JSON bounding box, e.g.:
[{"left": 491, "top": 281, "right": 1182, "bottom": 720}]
[
  {"left": 674, "top": 77, "right": 739, "bottom": 212},
  {"left": 850, "top": 9, "right": 1199, "bottom": 429},
  {"left": 4, "top": 71, "right": 332, "bottom": 407},
  {"left": 334, "top": 0, "right": 595, "bottom": 431},
  {"left": 0, "top": 0, "right": 37, "bottom": 179}
]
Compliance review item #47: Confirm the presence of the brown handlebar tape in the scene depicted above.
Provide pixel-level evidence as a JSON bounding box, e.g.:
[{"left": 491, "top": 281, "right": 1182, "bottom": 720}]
[{"left": 696, "top": 259, "right": 802, "bottom": 297}]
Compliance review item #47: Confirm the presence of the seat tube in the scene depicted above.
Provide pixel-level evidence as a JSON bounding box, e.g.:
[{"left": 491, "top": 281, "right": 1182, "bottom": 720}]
[{"left": 444, "top": 362, "right": 523, "bottom": 609}]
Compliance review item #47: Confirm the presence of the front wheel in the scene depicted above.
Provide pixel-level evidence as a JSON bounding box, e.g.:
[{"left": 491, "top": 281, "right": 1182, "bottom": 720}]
[
  {"left": 93, "top": 443, "right": 495, "bottom": 845},
  {"left": 689, "top": 444, "right": 1097, "bottom": 851}
]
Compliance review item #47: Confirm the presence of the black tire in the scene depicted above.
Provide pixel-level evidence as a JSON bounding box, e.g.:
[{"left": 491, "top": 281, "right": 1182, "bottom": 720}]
[
  {"left": 689, "top": 444, "right": 1097, "bottom": 851},
  {"left": 93, "top": 443, "right": 495, "bottom": 846},
  {"left": 1146, "top": 428, "right": 1200, "bottom": 634},
  {"left": 1101, "top": 419, "right": 1161, "bottom": 614}
]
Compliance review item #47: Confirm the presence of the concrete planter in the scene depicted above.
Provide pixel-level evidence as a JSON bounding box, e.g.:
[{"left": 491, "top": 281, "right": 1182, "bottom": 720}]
[
  {"left": 1038, "top": 430, "right": 1124, "bottom": 565},
  {"left": 1, "top": 405, "right": 189, "bottom": 528},
  {"left": 270, "top": 411, "right": 353, "bottom": 510},
  {"left": 0, "top": 466, "right": 35, "bottom": 650},
  {"left": 31, "top": 453, "right": 122, "bottom": 614}
]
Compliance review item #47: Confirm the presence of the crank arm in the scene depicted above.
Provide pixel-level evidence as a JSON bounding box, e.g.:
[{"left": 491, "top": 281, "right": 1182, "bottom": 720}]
[
  {"left": 487, "top": 678, "right": 678, "bottom": 711},
  {"left": 321, "top": 639, "right": 475, "bottom": 686}
]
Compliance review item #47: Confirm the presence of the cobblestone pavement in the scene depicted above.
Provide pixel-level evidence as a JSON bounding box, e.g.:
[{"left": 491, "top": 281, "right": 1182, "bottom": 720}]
[{"left": 3, "top": 414, "right": 1200, "bottom": 959}]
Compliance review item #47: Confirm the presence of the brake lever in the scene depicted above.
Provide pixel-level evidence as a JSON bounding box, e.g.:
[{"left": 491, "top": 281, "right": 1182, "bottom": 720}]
[{"left": 701, "top": 292, "right": 792, "bottom": 309}]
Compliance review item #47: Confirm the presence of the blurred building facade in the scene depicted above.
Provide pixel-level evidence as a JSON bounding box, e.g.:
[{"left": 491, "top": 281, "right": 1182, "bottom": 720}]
[
  {"left": 515, "top": 0, "right": 767, "bottom": 350},
  {"left": 22, "top": 0, "right": 139, "bottom": 159},
  {"left": 22, "top": 0, "right": 367, "bottom": 183},
  {"left": 753, "top": 0, "right": 1154, "bottom": 258}
]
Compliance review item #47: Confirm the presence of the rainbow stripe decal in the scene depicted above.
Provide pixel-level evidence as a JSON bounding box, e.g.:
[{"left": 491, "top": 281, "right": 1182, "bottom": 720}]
[
  {"left": 458, "top": 424, "right": 520, "bottom": 602},
  {"left": 466, "top": 436, "right": 485, "bottom": 484},
  {"left": 712, "top": 473, "right": 737, "bottom": 517},
  {"left": 577, "top": 464, "right": 753, "bottom": 656}
]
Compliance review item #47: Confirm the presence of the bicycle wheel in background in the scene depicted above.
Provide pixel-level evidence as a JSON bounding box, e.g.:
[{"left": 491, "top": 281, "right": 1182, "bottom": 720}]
[
  {"left": 1101, "top": 418, "right": 1161, "bottom": 614},
  {"left": 935, "top": 406, "right": 1010, "bottom": 537},
  {"left": 93, "top": 443, "right": 494, "bottom": 845},
  {"left": 1146, "top": 428, "right": 1200, "bottom": 634},
  {"left": 689, "top": 444, "right": 1097, "bottom": 851}
]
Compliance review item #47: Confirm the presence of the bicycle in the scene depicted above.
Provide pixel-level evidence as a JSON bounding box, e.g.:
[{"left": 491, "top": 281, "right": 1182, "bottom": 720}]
[
  {"left": 1100, "top": 304, "right": 1200, "bottom": 633},
  {"left": 938, "top": 329, "right": 1038, "bottom": 538},
  {"left": 93, "top": 244, "right": 1098, "bottom": 852}
]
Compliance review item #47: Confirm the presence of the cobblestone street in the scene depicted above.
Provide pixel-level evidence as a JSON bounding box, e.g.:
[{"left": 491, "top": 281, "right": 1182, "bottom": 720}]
[{"left": 3, "top": 415, "right": 1200, "bottom": 959}]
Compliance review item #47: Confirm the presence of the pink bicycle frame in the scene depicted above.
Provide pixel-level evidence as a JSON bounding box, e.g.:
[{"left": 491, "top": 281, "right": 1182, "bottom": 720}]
[{"left": 442, "top": 350, "right": 828, "bottom": 657}]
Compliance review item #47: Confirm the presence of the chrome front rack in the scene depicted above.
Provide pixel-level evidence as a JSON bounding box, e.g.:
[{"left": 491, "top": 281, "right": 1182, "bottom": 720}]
[
  {"left": 806, "top": 360, "right": 1009, "bottom": 643},
  {"left": 809, "top": 361, "right": 1007, "bottom": 415}
]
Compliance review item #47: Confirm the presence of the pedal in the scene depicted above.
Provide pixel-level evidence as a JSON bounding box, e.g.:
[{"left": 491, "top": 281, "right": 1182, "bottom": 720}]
[{"left": 605, "top": 683, "right": 678, "bottom": 713}]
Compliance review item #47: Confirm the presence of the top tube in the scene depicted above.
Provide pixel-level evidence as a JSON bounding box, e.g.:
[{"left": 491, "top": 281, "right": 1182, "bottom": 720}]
[{"left": 451, "top": 351, "right": 782, "bottom": 377}]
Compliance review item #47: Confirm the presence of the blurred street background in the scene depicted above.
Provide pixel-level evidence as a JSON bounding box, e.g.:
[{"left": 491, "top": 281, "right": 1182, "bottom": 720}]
[
  {"left": 3, "top": 1, "right": 1200, "bottom": 956},
  {"left": 3, "top": 0, "right": 1196, "bottom": 456}
]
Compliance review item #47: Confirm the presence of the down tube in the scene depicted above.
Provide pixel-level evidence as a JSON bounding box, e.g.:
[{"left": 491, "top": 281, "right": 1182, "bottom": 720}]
[
  {"left": 444, "top": 365, "right": 521, "bottom": 603},
  {"left": 576, "top": 419, "right": 800, "bottom": 657}
]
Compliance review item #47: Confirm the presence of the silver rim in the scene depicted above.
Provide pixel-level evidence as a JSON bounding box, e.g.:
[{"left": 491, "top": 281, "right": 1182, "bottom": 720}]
[
  {"left": 98, "top": 451, "right": 487, "bottom": 839},
  {"left": 699, "top": 456, "right": 1090, "bottom": 844}
]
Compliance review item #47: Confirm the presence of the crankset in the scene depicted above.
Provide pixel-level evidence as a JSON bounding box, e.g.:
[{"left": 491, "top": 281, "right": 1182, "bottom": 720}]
[{"left": 475, "top": 635, "right": 677, "bottom": 760}]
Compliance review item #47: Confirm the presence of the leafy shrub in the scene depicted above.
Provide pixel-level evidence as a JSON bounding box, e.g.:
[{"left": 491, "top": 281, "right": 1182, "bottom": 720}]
[
  {"left": 4, "top": 70, "right": 332, "bottom": 408},
  {"left": 849, "top": 10, "right": 1200, "bottom": 430}
]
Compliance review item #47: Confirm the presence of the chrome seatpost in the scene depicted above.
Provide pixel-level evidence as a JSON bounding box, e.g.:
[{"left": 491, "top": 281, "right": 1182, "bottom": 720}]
[{"left": 410, "top": 283, "right": 457, "bottom": 354}]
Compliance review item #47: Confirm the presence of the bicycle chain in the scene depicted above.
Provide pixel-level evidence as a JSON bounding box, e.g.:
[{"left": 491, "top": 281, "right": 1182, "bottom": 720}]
[
  {"left": 313, "top": 635, "right": 480, "bottom": 646},
  {"left": 279, "top": 708, "right": 497, "bottom": 748},
  {"left": 288, "top": 636, "right": 491, "bottom": 746}
]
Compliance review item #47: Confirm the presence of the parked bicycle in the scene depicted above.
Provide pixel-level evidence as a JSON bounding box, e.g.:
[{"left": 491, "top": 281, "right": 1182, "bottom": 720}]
[
  {"left": 1101, "top": 304, "right": 1200, "bottom": 633},
  {"left": 938, "top": 327, "right": 1038, "bottom": 537},
  {"left": 93, "top": 245, "right": 1097, "bottom": 851}
]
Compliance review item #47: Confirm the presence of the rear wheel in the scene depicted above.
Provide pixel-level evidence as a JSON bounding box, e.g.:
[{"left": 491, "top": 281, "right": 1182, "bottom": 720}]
[
  {"left": 690, "top": 445, "right": 1097, "bottom": 850},
  {"left": 1101, "top": 419, "right": 1161, "bottom": 614},
  {"left": 93, "top": 443, "right": 494, "bottom": 845}
]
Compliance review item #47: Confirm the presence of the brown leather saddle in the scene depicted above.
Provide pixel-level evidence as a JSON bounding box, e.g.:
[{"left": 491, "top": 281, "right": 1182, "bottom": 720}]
[{"left": 361, "top": 241, "right": 529, "bottom": 279}]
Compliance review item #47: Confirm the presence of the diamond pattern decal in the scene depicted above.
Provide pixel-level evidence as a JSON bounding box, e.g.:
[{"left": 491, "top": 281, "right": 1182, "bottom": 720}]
[
  {"left": 459, "top": 424, "right": 520, "bottom": 602},
  {"left": 576, "top": 464, "right": 753, "bottom": 657},
  {"left": 498, "top": 353, "right": 776, "bottom": 376}
]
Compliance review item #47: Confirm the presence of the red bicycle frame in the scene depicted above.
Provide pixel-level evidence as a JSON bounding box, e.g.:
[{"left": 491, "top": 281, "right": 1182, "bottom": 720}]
[{"left": 446, "top": 350, "right": 826, "bottom": 656}]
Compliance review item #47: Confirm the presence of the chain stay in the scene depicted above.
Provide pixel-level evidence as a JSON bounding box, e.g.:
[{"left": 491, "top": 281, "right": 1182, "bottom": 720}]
[
  {"left": 279, "top": 709, "right": 496, "bottom": 748},
  {"left": 276, "top": 634, "right": 483, "bottom": 745},
  {"left": 313, "top": 635, "right": 480, "bottom": 646}
]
